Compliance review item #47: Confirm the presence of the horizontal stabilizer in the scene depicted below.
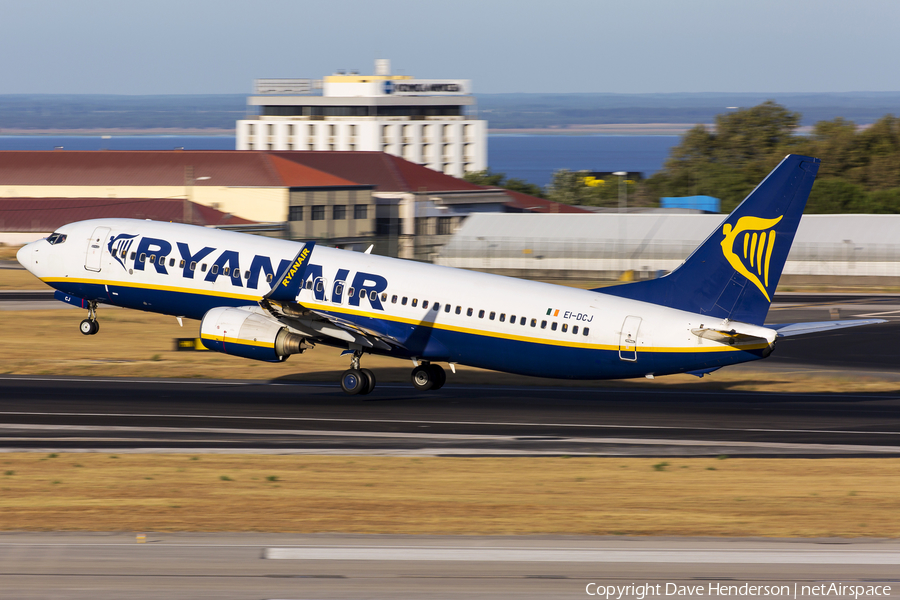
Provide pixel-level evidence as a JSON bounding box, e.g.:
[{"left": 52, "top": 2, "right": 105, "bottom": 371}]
[
  {"left": 770, "top": 319, "right": 887, "bottom": 337},
  {"left": 263, "top": 242, "right": 315, "bottom": 303}
]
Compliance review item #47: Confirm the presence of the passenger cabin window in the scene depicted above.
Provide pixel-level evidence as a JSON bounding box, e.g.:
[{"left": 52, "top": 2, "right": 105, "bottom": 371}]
[
  {"left": 520, "top": 317, "right": 526, "bottom": 326},
  {"left": 478, "top": 310, "right": 485, "bottom": 318},
  {"left": 531, "top": 318, "right": 537, "bottom": 327},
  {"left": 244, "top": 271, "right": 250, "bottom": 279},
  {"left": 467, "top": 308, "right": 473, "bottom": 316},
  {"left": 131, "top": 252, "right": 136, "bottom": 260},
  {"left": 190, "top": 261, "right": 197, "bottom": 271},
  {"left": 201, "top": 264, "right": 207, "bottom": 272},
  {"left": 121, "top": 249, "right": 127, "bottom": 258},
  {"left": 169, "top": 258, "right": 176, "bottom": 267},
  {"left": 268, "top": 274, "right": 274, "bottom": 283},
  {"left": 211, "top": 265, "right": 219, "bottom": 275},
  {"left": 562, "top": 323, "right": 568, "bottom": 333},
  {"left": 180, "top": 260, "right": 186, "bottom": 268},
  {"left": 223, "top": 266, "right": 230, "bottom": 276},
  {"left": 455, "top": 306, "right": 461, "bottom": 314},
  {"left": 305, "top": 279, "right": 312, "bottom": 289},
  {"left": 445, "top": 304, "right": 451, "bottom": 313},
  {"left": 551, "top": 322, "right": 558, "bottom": 331},
  {"left": 232, "top": 269, "right": 240, "bottom": 279},
  {"left": 402, "top": 297, "right": 408, "bottom": 306},
  {"left": 541, "top": 320, "right": 547, "bottom": 329},
  {"left": 335, "top": 284, "right": 344, "bottom": 296},
  {"left": 348, "top": 287, "right": 355, "bottom": 298},
  {"left": 573, "top": 325, "right": 579, "bottom": 335},
  {"left": 489, "top": 312, "right": 495, "bottom": 320},
  {"left": 422, "top": 300, "right": 429, "bottom": 309},
  {"left": 381, "top": 293, "right": 387, "bottom": 302},
  {"left": 139, "top": 253, "right": 146, "bottom": 262},
  {"left": 392, "top": 295, "right": 398, "bottom": 304},
  {"left": 583, "top": 327, "right": 590, "bottom": 336},
  {"left": 412, "top": 298, "right": 418, "bottom": 307},
  {"left": 370, "top": 291, "right": 378, "bottom": 301},
  {"left": 149, "top": 255, "right": 156, "bottom": 264},
  {"left": 509, "top": 315, "right": 515, "bottom": 323},
  {"left": 433, "top": 303, "right": 439, "bottom": 312},
  {"left": 315, "top": 280, "right": 324, "bottom": 293}
]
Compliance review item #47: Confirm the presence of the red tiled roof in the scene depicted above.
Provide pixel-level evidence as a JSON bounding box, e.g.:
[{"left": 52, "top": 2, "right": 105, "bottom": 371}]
[
  {"left": 503, "top": 190, "right": 592, "bottom": 213},
  {"left": 271, "top": 151, "right": 488, "bottom": 193},
  {"left": 0, "top": 198, "right": 255, "bottom": 232},
  {"left": 0, "top": 151, "right": 362, "bottom": 188}
]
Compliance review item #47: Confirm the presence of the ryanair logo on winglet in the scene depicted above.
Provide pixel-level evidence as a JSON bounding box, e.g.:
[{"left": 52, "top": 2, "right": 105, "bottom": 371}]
[
  {"left": 281, "top": 247, "right": 310, "bottom": 288},
  {"left": 720, "top": 215, "right": 783, "bottom": 301}
]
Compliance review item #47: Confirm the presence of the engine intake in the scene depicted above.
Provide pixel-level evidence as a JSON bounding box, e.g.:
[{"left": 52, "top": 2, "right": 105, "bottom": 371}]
[{"left": 200, "top": 307, "right": 307, "bottom": 362}]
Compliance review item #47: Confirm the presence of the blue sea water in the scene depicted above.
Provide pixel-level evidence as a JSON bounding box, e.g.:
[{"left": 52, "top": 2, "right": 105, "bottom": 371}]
[{"left": 0, "top": 134, "right": 680, "bottom": 188}]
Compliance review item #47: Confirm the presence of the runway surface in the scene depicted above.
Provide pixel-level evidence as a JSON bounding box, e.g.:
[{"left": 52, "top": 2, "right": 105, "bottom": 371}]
[
  {"left": 0, "top": 292, "right": 898, "bottom": 456},
  {"left": 1, "top": 533, "right": 898, "bottom": 600},
  {"left": 1, "top": 372, "right": 899, "bottom": 456}
]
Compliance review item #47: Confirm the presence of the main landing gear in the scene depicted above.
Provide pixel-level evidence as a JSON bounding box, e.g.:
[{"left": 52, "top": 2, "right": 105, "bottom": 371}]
[
  {"left": 79, "top": 301, "right": 100, "bottom": 336},
  {"left": 338, "top": 351, "right": 448, "bottom": 395},
  {"left": 340, "top": 350, "right": 376, "bottom": 396},
  {"left": 411, "top": 361, "right": 446, "bottom": 391}
]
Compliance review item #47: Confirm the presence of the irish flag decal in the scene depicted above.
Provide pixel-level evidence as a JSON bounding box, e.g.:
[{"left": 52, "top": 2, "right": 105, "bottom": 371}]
[{"left": 546, "top": 308, "right": 560, "bottom": 316}]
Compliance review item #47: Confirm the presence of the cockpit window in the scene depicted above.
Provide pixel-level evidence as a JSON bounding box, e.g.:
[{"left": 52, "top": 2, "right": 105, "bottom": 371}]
[{"left": 46, "top": 233, "right": 67, "bottom": 245}]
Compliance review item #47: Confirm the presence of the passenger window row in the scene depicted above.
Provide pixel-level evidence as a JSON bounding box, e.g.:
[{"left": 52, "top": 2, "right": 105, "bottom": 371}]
[
  {"left": 128, "top": 252, "right": 275, "bottom": 282},
  {"left": 383, "top": 293, "right": 590, "bottom": 337}
]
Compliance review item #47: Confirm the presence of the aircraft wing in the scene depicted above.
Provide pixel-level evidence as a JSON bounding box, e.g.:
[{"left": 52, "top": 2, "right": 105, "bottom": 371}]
[
  {"left": 768, "top": 319, "right": 887, "bottom": 337},
  {"left": 260, "top": 298, "right": 405, "bottom": 352}
]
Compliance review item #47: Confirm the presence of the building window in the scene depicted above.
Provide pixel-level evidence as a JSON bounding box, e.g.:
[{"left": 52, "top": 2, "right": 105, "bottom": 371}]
[
  {"left": 311, "top": 205, "right": 325, "bottom": 221},
  {"left": 437, "top": 216, "right": 452, "bottom": 235},
  {"left": 289, "top": 206, "right": 303, "bottom": 221},
  {"left": 354, "top": 205, "right": 367, "bottom": 220},
  {"left": 333, "top": 205, "right": 347, "bottom": 220}
]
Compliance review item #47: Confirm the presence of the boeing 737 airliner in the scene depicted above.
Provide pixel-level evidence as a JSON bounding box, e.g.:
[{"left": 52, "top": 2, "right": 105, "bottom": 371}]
[{"left": 16, "top": 155, "right": 883, "bottom": 394}]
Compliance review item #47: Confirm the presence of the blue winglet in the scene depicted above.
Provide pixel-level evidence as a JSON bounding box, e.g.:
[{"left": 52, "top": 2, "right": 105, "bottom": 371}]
[
  {"left": 264, "top": 241, "right": 315, "bottom": 302},
  {"left": 599, "top": 154, "right": 820, "bottom": 326}
]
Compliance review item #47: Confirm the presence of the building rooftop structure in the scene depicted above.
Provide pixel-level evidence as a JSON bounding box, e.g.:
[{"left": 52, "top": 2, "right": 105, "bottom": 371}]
[{"left": 238, "top": 59, "right": 487, "bottom": 178}]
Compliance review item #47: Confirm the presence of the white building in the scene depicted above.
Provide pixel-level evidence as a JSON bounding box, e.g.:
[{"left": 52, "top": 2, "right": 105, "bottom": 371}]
[{"left": 236, "top": 59, "right": 487, "bottom": 178}]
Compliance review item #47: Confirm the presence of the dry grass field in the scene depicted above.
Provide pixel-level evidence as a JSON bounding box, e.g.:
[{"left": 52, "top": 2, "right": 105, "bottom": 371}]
[
  {"left": 0, "top": 307, "right": 897, "bottom": 392},
  {"left": 0, "top": 454, "right": 898, "bottom": 537}
]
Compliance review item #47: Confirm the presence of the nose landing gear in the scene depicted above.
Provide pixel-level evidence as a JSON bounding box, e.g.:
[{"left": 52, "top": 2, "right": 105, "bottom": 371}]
[{"left": 79, "top": 301, "right": 100, "bottom": 336}]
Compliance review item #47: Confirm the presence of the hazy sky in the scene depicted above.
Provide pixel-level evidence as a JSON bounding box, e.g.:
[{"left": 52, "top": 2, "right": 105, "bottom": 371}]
[{"left": 3, "top": 0, "right": 899, "bottom": 95}]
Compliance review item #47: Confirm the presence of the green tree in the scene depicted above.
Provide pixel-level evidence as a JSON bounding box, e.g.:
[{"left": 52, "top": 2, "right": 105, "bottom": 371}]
[{"left": 463, "top": 169, "right": 545, "bottom": 198}]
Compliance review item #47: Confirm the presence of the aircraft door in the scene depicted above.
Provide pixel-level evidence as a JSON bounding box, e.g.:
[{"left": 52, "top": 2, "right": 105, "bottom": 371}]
[
  {"left": 618, "top": 315, "right": 642, "bottom": 361},
  {"left": 84, "top": 226, "right": 111, "bottom": 272}
]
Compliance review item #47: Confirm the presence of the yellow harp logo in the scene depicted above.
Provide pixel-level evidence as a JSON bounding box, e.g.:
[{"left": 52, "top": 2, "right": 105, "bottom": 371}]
[{"left": 720, "top": 215, "right": 783, "bottom": 301}]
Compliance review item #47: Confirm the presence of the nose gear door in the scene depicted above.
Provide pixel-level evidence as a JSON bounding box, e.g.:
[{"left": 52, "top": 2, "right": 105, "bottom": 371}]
[
  {"left": 619, "top": 315, "right": 642, "bottom": 361},
  {"left": 84, "top": 226, "right": 111, "bottom": 272}
]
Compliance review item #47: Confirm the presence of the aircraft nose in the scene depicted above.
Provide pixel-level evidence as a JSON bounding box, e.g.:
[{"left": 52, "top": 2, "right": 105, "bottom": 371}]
[{"left": 16, "top": 243, "right": 34, "bottom": 271}]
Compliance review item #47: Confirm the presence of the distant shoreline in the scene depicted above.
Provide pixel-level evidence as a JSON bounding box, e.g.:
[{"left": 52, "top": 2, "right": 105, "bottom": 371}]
[{"left": 0, "top": 128, "right": 236, "bottom": 136}]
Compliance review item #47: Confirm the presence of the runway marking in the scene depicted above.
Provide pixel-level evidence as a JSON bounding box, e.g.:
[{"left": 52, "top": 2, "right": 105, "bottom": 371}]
[
  {"left": 1, "top": 423, "right": 898, "bottom": 453},
  {"left": 853, "top": 309, "right": 900, "bottom": 318},
  {"left": 1, "top": 411, "right": 899, "bottom": 438},
  {"left": 2, "top": 375, "right": 899, "bottom": 400},
  {"left": 263, "top": 546, "right": 900, "bottom": 564}
]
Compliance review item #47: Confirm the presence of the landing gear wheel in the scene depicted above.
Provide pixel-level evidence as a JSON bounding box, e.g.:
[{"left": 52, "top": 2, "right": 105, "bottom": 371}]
[
  {"left": 359, "top": 368, "right": 376, "bottom": 395},
  {"left": 411, "top": 365, "right": 435, "bottom": 391},
  {"left": 80, "top": 319, "right": 95, "bottom": 336},
  {"left": 90, "top": 320, "right": 99, "bottom": 335},
  {"left": 428, "top": 364, "right": 446, "bottom": 390},
  {"left": 340, "top": 369, "right": 366, "bottom": 395}
]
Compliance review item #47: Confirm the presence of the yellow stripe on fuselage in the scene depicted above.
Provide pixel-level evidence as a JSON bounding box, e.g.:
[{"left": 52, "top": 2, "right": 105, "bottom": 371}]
[{"left": 48, "top": 277, "right": 767, "bottom": 355}]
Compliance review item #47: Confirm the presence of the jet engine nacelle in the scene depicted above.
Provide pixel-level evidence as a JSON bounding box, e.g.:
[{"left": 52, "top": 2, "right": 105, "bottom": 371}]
[{"left": 199, "top": 306, "right": 307, "bottom": 362}]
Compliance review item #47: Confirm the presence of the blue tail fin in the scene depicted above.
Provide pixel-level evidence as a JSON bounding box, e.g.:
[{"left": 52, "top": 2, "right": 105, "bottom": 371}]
[{"left": 599, "top": 154, "right": 820, "bottom": 325}]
